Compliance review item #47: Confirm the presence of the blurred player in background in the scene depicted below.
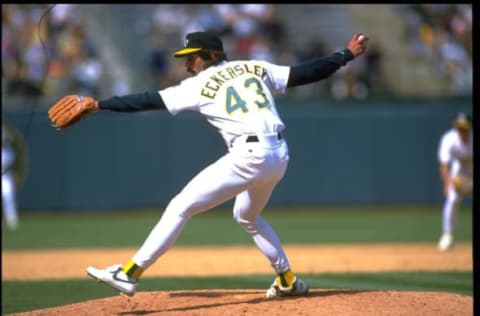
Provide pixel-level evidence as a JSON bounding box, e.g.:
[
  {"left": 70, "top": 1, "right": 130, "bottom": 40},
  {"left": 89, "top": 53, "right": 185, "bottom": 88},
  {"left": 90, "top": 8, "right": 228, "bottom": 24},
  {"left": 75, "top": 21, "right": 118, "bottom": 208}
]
[
  {"left": 436, "top": 112, "right": 473, "bottom": 251},
  {"left": 2, "top": 122, "right": 22, "bottom": 230}
]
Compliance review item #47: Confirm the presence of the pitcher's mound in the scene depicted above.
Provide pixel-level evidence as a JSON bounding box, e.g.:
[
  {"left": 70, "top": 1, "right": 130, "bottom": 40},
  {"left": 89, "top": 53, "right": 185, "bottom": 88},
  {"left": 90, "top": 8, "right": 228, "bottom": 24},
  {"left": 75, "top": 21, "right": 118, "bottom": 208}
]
[{"left": 10, "top": 289, "right": 472, "bottom": 316}]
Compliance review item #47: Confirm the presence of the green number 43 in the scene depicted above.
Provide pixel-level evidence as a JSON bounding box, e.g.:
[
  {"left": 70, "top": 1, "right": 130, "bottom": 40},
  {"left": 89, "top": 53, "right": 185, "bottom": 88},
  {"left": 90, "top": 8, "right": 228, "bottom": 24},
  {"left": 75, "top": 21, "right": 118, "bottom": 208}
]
[{"left": 226, "top": 77, "right": 271, "bottom": 114}]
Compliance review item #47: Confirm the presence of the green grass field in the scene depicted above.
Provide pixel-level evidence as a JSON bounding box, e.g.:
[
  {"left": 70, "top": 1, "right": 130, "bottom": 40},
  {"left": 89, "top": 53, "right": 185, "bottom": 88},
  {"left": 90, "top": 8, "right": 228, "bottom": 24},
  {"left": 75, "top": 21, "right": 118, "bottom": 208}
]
[{"left": 1, "top": 205, "right": 473, "bottom": 314}]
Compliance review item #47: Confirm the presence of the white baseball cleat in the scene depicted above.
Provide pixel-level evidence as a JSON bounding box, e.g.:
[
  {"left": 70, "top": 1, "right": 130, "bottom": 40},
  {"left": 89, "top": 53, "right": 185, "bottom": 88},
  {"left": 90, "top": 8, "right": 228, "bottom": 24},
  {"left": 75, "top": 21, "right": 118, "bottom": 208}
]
[
  {"left": 86, "top": 264, "right": 138, "bottom": 296},
  {"left": 266, "top": 278, "right": 309, "bottom": 299},
  {"left": 438, "top": 233, "right": 454, "bottom": 251}
]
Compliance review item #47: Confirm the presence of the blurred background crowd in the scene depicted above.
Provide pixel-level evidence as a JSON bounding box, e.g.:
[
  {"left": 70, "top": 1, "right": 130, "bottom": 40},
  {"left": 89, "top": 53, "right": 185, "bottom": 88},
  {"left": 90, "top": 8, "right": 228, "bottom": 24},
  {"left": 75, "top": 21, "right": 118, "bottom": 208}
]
[
  {"left": 2, "top": 4, "right": 473, "bottom": 103},
  {"left": 2, "top": 4, "right": 102, "bottom": 98}
]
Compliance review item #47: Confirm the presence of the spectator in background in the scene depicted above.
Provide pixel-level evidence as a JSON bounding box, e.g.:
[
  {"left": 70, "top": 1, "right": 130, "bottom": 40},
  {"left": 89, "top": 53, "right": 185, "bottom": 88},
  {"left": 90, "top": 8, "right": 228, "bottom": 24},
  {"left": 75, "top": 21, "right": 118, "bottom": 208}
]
[
  {"left": 361, "top": 41, "right": 386, "bottom": 96},
  {"left": 19, "top": 9, "right": 47, "bottom": 92},
  {"left": 2, "top": 4, "right": 45, "bottom": 97},
  {"left": 330, "top": 66, "right": 369, "bottom": 101},
  {"left": 2, "top": 4, "right": 104, "bottom": 98},
  {"left": 146, "top": 5, "right": 192, "bottom": 86},
  {"left": 403, "top": 4, "right": 436, "bottom": 61},
  {"left": 52, "top": 23, "right": 103, "bottom": 97},
  {"left": 436, "top": 113, "right": 473, "bottom": 251},
  {"left": 146, "top": 35, "right": 169, "bottom": 88},
  {"left": 257, "top": 5, "right": 287, "bottom": 50},
  {"left": 183, "top": 5, "right": 226, "bottom": 37},
  {"left": 248, "top": 35, "right": 275, "bottom": 62},
  {"left": 449, "top": 5, "right": 472, "bottom": 56},
  {"left": 436, "top": 28, "right": 472, "bottom": 95},
  {"left": 46, "top": 4, "right": 75, "bottom": 42},
  {"left": 67, "top": 24, "right": 103, "bottom": 96},
  {"left": 70, "top": 49, "right": 103, "bottom": 96},
  {"left": 402, "top": 4, "right": 472, "bottom": 96},
  {"left": 212, "top": 4, "right": 280, "bottom": 59}
]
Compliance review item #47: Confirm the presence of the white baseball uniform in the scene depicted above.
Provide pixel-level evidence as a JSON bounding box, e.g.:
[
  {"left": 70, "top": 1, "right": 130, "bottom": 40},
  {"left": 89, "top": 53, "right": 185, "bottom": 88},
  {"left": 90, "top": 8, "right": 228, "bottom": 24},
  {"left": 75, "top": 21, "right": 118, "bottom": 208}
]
[
  {"left": 2, "top": 136, "right": 18, "bottom": 229},
  {"left": 132, "top": 59, "right": 293, "bottom": 273},
  {"left": 437, "top": 128, "right": 473, "bottom": 234}
]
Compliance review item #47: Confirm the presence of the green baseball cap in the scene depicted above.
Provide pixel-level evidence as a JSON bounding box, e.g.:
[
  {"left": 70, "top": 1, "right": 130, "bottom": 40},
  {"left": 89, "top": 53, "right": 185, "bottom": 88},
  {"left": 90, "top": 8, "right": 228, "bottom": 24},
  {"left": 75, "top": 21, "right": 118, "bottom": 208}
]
[
  {"left": 173, "top": 31, "right": 224, "bottom": 57},
  {"left": 453, "top": 112, "right": 472, "bottom": 130}
]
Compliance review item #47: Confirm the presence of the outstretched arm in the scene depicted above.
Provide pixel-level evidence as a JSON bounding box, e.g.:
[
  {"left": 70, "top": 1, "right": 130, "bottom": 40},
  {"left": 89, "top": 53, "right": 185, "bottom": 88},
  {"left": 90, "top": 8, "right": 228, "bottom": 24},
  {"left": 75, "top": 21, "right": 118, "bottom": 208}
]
[
  {"left": 287, "top": 33, "right": 368, "bottom": 88},
  {"left": 97, "top": 91, "right": 166, "bottom": 112},
  {"left": 48, "top": 92, "right": 167, "bottom": 130}
]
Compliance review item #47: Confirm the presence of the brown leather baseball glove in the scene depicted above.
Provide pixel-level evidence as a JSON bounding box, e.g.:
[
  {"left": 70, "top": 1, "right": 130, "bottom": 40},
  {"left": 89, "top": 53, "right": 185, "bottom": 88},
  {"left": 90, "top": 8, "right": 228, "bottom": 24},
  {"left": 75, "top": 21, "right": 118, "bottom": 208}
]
[{"left": 48, "top": 95, "right": 99, "bottom": 130}]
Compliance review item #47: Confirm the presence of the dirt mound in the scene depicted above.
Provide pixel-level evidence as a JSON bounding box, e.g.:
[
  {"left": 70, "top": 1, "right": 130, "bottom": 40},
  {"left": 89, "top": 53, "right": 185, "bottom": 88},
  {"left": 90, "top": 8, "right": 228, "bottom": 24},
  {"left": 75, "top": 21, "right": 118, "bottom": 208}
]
[{"left": 9, "top": 289, "right": 473, "bottom": 316}]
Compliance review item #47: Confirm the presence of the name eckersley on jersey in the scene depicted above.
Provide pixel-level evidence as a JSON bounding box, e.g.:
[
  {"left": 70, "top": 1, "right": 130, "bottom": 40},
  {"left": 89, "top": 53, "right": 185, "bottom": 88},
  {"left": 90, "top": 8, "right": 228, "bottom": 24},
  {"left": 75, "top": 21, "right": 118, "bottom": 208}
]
[{"left": 201, "top": 62, "right": 267, "bottom": 99}]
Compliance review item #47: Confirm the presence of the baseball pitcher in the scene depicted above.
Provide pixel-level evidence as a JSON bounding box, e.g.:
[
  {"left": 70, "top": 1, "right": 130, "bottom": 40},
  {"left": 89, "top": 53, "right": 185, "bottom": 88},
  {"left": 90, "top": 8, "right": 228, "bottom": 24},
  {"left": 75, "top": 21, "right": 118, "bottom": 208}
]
[{"left": 48, "top": 31, "right": 368, "bottom": 297}]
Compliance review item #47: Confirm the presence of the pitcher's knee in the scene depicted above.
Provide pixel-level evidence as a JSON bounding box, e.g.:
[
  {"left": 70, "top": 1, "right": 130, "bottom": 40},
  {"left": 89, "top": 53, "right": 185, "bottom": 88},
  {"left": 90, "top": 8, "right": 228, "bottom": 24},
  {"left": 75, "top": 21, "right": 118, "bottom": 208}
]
[
  {"left": 165, "top": 195, "right": 197, "bottom": 220},
  {"left": 233, "top": 214, "right": 258, "bottom": 234}
]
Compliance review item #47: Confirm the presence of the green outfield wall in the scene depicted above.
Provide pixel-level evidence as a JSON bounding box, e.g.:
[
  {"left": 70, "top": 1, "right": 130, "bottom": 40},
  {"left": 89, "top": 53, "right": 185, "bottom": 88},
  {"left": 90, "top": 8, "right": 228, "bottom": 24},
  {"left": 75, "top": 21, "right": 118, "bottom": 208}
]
[{"left": 3, "top": 98, "right": 472, "bottom": 211}]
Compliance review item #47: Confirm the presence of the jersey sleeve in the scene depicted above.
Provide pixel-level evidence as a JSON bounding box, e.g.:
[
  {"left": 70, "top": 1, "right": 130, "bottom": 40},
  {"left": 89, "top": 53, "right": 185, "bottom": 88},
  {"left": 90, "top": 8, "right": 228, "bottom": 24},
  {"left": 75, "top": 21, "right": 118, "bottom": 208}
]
[
  {"left": 437, "top": 132, "right": 452, "bottom": 164},
  {"left": 159, "top": 77, "right": 200, "bottom": 115},
  {"left": 260, "top": 61, "right": 291, "bottom": 94}
]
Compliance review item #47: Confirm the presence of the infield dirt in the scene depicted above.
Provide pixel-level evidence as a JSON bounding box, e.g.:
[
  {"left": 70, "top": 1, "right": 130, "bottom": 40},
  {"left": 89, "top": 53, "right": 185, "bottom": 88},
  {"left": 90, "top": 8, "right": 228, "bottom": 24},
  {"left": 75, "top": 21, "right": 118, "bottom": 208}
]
[{"left": 3, "top": 242, "right": 473, "bottom": 315}]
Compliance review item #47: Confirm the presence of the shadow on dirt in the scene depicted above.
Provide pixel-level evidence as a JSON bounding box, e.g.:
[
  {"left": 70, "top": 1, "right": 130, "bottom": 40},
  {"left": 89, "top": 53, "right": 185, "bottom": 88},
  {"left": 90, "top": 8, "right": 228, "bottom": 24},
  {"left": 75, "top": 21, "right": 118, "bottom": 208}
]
[{"left": 117, "top": 289, "right": 369, "bottom": 315}]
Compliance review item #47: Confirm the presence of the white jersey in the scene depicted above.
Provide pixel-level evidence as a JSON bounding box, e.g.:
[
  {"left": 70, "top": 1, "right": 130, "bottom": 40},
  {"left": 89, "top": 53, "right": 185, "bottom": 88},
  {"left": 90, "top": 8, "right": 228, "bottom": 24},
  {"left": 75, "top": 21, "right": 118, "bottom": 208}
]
[
  {"left": 159, "top": 60, "right": 290, "bottom": 147},
  {"left": 437, "top": 128, "right": 473, "bottom": 176}
]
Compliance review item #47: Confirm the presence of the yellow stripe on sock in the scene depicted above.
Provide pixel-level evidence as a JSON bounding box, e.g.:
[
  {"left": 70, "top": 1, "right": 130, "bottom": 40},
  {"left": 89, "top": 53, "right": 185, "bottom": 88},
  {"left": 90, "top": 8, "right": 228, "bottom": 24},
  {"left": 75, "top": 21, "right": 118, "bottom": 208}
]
[
  {"left": 122, "top": 260, "right": 144, "bottom": 279},
  {"left": 276, "top": 269, "right": 296, "bottom": 288}
]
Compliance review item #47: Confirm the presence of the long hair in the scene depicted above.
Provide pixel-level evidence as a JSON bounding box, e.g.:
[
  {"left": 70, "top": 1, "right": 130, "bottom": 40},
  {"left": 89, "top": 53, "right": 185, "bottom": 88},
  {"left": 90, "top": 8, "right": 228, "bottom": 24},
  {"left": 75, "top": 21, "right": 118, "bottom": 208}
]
[{"left": 199, "top": 50, "right": 228, "bottom": 68}]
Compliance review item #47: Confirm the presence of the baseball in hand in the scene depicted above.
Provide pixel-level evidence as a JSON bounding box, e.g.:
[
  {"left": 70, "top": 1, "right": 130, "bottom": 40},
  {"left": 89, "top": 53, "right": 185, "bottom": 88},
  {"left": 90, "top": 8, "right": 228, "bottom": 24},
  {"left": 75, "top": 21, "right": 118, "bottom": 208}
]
[{"left": 358, "top": 35, "right": 366, "bottom": 42}]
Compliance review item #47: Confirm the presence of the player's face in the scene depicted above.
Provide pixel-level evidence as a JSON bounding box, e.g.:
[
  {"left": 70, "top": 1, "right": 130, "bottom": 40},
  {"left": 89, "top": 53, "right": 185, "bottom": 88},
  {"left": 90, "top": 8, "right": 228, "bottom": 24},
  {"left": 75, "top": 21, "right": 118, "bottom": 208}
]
[{"left": 185, "top": 53, "right": 204, "bottom": 75}]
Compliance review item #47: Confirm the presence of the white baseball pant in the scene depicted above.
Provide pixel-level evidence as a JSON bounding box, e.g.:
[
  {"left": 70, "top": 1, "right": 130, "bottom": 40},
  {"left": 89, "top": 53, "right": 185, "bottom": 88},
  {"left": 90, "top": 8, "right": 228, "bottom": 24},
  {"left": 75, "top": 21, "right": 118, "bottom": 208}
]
[
  {"left": 2, "top": 171, "right": 18, "bottom": 229},
  {"left": 133, "top": 134, "right": 292, "bottom": 274},
  {"left": 442, "top": 171, "right": 472, "bottom": 234}
]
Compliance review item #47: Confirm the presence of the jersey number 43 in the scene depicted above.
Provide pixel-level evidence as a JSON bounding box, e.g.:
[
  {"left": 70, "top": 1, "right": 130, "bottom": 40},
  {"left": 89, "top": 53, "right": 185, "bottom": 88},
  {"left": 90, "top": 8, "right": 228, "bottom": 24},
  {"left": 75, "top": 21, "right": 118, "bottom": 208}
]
[{"left": 226, "top": 77, "right": 271, "bottom": 114}]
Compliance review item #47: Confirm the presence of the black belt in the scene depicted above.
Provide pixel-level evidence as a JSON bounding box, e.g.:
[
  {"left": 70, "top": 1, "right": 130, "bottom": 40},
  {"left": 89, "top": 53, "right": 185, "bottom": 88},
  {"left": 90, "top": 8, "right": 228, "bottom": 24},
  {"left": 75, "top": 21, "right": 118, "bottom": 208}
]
[{"left": 246, "top": 133, "right": 282, "bottom": 142}]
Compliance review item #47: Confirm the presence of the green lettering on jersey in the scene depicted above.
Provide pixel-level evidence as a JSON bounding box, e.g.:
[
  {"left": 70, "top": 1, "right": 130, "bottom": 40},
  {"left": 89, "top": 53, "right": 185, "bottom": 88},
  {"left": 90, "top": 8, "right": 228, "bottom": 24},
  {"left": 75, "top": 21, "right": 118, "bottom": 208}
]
[
  {"left": 225, "top": 76, "right": 271, "bottom": 114},
  {"left": 225, "top": 67, "right": 237, "bottom": 79},
  {"left": 201, "top": 88, "right": 216, "bottom": 99},
  {"left": 210, "top": 75, "right": 224, "bottom": 86},
  {"left": 225, "top": 86, "right": 248, "bottom": 114},
  {"left": 233, "top": 65, "right": 245, "bottom": 76},
  {"left": 245, "top": 77, "right": 270, "bottom": 108}
]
